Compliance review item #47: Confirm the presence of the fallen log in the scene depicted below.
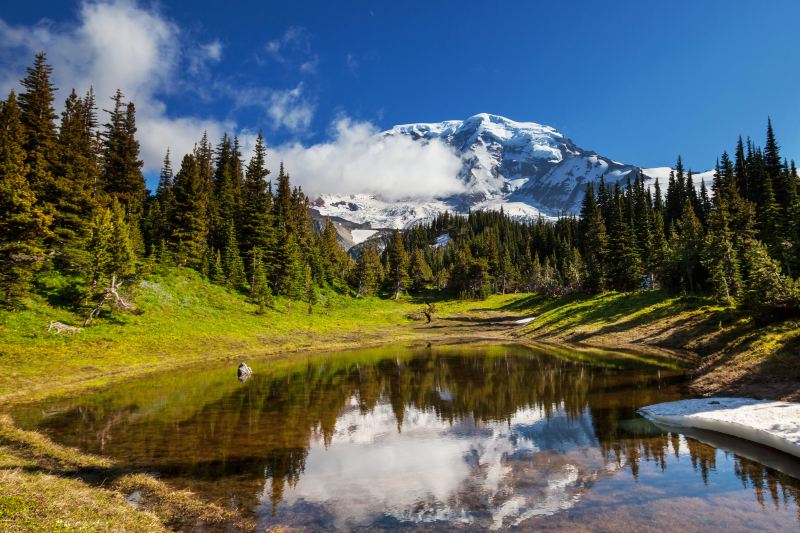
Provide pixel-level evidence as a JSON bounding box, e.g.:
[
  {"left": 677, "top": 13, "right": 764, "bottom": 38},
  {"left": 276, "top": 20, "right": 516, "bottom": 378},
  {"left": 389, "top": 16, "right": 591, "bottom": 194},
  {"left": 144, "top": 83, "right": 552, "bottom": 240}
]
[{"left": 47, "top": 321, "right": 82, "bottom": 335}]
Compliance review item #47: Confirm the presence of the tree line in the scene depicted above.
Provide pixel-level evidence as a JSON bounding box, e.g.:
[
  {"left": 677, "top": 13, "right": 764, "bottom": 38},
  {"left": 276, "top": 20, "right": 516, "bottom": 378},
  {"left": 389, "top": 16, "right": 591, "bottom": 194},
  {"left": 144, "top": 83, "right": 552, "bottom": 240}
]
[
  {"left": 0, "top": 53, "right": 352, "bottom": 314},
  {"left": 1, "top": 53, "right": 798, "bottom": 317},
  {"left": 362, "top": 124, "right": 800, "bottom": 315}
]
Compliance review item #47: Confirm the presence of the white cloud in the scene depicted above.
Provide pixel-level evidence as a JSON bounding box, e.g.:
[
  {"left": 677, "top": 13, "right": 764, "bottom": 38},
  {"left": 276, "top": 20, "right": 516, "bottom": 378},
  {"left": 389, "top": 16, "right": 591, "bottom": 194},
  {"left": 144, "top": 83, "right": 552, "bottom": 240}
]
[
  {"left": 0, "top": 1, "right": 310, "bottom": 174},
  {"left": 188, "top": 40, "right": 223, "bottom": 75},
  {"left": 222, "top": 82, "right": 315, "bottom": 134},
  {"left": 267, "top": 85, "right": 315, "bottom": 132},
  {"left": 0, "top": 0, "right": 230, "bottom": 173},
  {"left": 263, "top": 25, "right": 318, "bottom": 74},
  {"left": 273, "top": 118, "right": 465, "bottom": 201}
]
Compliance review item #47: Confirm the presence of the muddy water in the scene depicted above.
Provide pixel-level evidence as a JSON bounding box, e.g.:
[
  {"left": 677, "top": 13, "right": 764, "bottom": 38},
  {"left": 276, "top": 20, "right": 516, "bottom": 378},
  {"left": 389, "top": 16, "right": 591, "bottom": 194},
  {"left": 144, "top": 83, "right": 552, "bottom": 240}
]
[{"left": 13, "top": 342, "right": 800, "bottom": 531}]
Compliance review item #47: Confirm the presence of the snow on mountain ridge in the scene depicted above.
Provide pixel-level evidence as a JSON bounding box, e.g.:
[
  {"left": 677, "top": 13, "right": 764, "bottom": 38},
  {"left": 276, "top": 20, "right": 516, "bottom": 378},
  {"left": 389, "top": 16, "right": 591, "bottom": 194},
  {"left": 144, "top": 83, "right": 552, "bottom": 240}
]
[{"left": 314, "top": 113, "right": 711, "bottom": 230}]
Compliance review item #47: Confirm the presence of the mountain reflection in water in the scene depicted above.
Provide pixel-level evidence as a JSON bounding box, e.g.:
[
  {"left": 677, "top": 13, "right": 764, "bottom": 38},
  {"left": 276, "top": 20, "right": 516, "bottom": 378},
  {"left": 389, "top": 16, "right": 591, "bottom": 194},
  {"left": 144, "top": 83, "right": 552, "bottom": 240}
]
[{"left": 15, "top": 343, "right": 800, "bottom": 531}]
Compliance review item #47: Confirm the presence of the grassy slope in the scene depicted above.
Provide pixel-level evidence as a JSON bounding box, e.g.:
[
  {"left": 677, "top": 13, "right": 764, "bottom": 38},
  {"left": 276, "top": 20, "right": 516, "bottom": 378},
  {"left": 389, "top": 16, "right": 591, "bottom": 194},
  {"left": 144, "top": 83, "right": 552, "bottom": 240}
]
[
  {"left": 0, "top": 268, "right": 427, "bottom": 403},
  {"left": 0, "top": 268, "right": 530, "bottom": 404},
  {"left": 503, "top": 290, "right": 800, "bottom": 400}
]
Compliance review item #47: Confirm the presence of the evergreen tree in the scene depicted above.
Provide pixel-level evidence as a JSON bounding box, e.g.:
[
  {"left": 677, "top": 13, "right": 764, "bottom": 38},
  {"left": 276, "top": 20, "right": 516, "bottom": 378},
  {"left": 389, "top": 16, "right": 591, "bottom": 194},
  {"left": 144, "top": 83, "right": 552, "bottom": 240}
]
[
  {"left": 320, "top": 220, "right": 346, "bottom": 286},
  {"left": 670, "top": 204, "right": 704, "bottom": 293},
  {"left": 758, "top": 176, "right": 782, "bottom": 254},
  {"left": 409, "top": 248, "right": 433, "bottom": 292},
  {"left": 563, "top": 247, "right": 586, "bottom": 293},
  {"left": 18, "top": 52, "right": 57, "bottom": 204},
  {"left": 171, "top": 153, "right": 209, "bottom": 268},
  {"left": 734, "top": 136, "right": 750, "bottom": 201},
  {"left": 764, "top": 118, "right": 783, "bottom": 184},
  {"left": 86, "top": 208, "right": 114, "bottom": 289},
  {"left": 578, "top": 183, "right": 607, "bottom": 292},
  {"left": 606, "top": 189, "right": 643, "bottom": 291},
  {"left": 147, "top": 149, "right": 175, "bottom": 247},
  {"left": 387, "top": 230, "right": 411, "bottom": 299},
  {"left": 743, "top": 239, "right": 800, "bottom": 313},
  {"left": 702, "top": 204, "right": 741, "bottom": 305},
  {"left": 277, "top": 233, "right": 304, "bottom": 304},
  {"left": 108, "top": 199, "right": 136, "bottom": 280},
  {"left": 647, "top": 207, "right": 669, "bottom": 288},
  {"left": 240, "top": 132, "right": 274, "bottom": 274},
  {"left": 0, "top": 91, "right": 52, "bottom": 307},
  {"left": 274, "top": 162, "right": 293, "bottom": 231},
  {"left": 101, "top": 91, "right": 145, "bottom": 234},
  {"left": 53, "top": 89, "right": 100, "bottom": 267},
  {"left": 249, "top": 248, "right": 272, "bottom": 313},
  {"left": 222, "top": 222, "right": 246, "bottom": 290},
  {"left": 355, "top": 244, "right": 382, "bottom": 296}
]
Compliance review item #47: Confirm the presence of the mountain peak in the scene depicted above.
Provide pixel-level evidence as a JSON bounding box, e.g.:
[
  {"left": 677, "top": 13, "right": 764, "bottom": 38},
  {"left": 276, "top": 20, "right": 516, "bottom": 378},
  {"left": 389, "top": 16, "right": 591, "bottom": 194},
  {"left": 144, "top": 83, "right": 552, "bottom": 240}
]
[
  {"left": 318, "top": 113, "right": 645, "bottom": 229},
  {"left": 462, "top": 113, "right": 561, "bottom": 137}
]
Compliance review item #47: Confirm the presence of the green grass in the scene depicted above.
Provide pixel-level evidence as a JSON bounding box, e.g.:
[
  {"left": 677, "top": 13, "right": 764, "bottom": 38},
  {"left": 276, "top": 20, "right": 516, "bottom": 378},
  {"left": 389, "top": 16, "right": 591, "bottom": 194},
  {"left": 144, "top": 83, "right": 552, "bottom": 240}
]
[{"left": 0, "top": 268, "right": 530, "bottom": 404}]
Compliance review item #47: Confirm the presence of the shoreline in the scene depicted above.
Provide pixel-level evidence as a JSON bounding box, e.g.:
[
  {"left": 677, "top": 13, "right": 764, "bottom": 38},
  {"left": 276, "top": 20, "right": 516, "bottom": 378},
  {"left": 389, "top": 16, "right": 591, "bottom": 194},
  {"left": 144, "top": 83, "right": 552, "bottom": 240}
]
[{"left": 4, "top": 289, "right": 797, "bottom": 407}]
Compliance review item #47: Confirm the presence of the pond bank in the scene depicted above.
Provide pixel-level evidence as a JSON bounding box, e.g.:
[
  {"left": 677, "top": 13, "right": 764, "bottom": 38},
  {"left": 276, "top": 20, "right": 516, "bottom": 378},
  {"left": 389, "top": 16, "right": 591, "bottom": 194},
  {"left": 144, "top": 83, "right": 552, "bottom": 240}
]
[{"left": 503, "top": 291, "right": 800, "bottom": 401}]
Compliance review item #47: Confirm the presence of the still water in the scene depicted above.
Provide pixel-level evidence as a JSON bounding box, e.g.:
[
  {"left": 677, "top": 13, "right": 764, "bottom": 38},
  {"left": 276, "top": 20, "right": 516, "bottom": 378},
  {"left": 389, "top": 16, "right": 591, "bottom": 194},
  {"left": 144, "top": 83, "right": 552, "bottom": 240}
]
[{"left": 13, "top": 342, "right": 800, "bottom": 531}]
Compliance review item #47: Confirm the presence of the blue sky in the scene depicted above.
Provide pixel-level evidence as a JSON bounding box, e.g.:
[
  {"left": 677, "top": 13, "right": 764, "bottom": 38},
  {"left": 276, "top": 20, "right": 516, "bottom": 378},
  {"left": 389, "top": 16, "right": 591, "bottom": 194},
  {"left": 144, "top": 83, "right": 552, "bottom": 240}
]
[{"left": 2, "top": 0, "right": 800, "bottom": 189}]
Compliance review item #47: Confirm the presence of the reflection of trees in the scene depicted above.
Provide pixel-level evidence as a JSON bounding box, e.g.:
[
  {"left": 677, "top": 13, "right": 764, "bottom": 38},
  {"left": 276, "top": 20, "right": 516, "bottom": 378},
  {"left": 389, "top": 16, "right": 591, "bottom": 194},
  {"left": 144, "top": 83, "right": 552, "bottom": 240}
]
[
  {"left": 596, "top": 415, "right": 800, "bottom": 519},
  {"left": 30, "top": 347, "right": 800, "bottom": 521}
]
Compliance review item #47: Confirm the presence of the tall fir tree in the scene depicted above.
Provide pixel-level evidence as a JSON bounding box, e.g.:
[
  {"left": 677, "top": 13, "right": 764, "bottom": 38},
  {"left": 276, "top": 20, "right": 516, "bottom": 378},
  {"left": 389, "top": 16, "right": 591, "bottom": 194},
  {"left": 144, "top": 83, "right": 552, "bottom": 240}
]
[
  {"left": 171, "top": 153, "right": 209, "bottom": 268},
  {"left": 702, "top": 202, "right": 741, "bottom": 305},
  {"left": 355, "top": 244, "right": 382, "bottom": 296},
  {"left": 606, "top": 188, "right": 642, "bottom": 291},
  {"left": 0, "top": 91, "right": 53, "bottom": 308},
  {"left": 249, "top": 248, "right": 272, "bottom": 313},
  {"left": 578, "top": 183, "right": 607, "bottom": 292},
  {"left": 387, "top": 230, "right": 411, "bottom": 299},
  {"left": 18, "top": 52, "right": 57, "bottom": 206},
  {"left": 670, "top": 203, "right": 704, "bottom": 293},
  {"left": 54, "top": 89, "right": 100, "bottom": 269},
  {"left": 101, "top": 91, "right": 145, "bottom": 237},
  {"left": 222, "top": 222, "right": 246, "bottom": 291},
  {"left": 240, "top": 133, "right": 275, "bottom": 276},
  {"left": 409, "top": 248, "right": 433, "bottom": 292}
]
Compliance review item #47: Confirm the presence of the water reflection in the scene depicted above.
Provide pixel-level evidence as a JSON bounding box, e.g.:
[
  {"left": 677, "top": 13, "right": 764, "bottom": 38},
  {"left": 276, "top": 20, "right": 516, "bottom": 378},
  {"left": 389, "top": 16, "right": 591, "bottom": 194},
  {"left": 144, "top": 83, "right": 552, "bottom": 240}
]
[{"left": 14, "top": 343, "right": 800, "bottom": 531}]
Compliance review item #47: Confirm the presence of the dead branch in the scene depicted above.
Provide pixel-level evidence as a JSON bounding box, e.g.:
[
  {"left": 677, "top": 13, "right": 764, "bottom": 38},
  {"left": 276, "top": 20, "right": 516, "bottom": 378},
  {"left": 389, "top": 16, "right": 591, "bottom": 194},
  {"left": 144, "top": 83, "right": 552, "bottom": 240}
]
[{"left": 83, "top": 275, "right": 138, "bottom": 327}]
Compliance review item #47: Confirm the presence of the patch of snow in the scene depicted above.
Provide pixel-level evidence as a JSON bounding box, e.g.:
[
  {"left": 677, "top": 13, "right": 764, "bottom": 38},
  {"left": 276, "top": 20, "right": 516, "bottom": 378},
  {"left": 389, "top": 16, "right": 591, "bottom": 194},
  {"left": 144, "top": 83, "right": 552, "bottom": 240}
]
[
  {"left": 433, "top": 233, "right": 451, "bottom": 248},
  {"left": 315, "top": 194, "right": 452, "bottom": 229},
  {"left": 642, "top": 168, "right": 716, "bottom": 196},
  {"left": 639, "top": 398, "right": 800, "bottom": 459},
  {"left": 514, "top": 316, "right": 536, "bottom": 325},
  {"left": 350, "top": 229, "right": 379, "bottom": 244}
]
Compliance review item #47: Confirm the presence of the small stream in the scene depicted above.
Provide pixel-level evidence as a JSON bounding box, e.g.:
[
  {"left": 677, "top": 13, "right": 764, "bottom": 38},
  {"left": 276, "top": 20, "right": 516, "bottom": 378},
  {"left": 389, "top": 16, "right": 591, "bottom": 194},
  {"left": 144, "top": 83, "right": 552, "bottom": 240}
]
[{"left": 12, "top": 342, "right": 800, "bottom": 531}]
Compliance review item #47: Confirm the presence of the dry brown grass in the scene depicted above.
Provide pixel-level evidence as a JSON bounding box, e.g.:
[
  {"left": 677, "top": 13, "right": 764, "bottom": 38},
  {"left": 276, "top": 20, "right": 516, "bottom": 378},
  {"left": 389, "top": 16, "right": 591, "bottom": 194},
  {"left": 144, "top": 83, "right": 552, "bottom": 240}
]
[
  {"left": 0, "top": 414, "right": 256, "bottom": 532},
  {"left": 114, "top": 474, "right": 256, "bottom": 532}
]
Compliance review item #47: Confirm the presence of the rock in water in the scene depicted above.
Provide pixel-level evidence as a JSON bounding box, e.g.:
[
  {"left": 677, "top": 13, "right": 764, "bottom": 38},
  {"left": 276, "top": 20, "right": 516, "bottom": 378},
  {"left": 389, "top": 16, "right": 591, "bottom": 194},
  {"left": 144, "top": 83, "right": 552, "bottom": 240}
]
[{"left": 238, "top": 362, "right": 252, "bottom": 382}]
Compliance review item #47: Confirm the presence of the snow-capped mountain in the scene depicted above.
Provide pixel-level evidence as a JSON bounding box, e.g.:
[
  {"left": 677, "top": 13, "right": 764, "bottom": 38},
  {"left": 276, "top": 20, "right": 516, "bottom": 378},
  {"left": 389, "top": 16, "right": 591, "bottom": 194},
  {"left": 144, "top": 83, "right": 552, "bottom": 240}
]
[{"left": 313, "top": 113, "right": 708, "bottom": 232}]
